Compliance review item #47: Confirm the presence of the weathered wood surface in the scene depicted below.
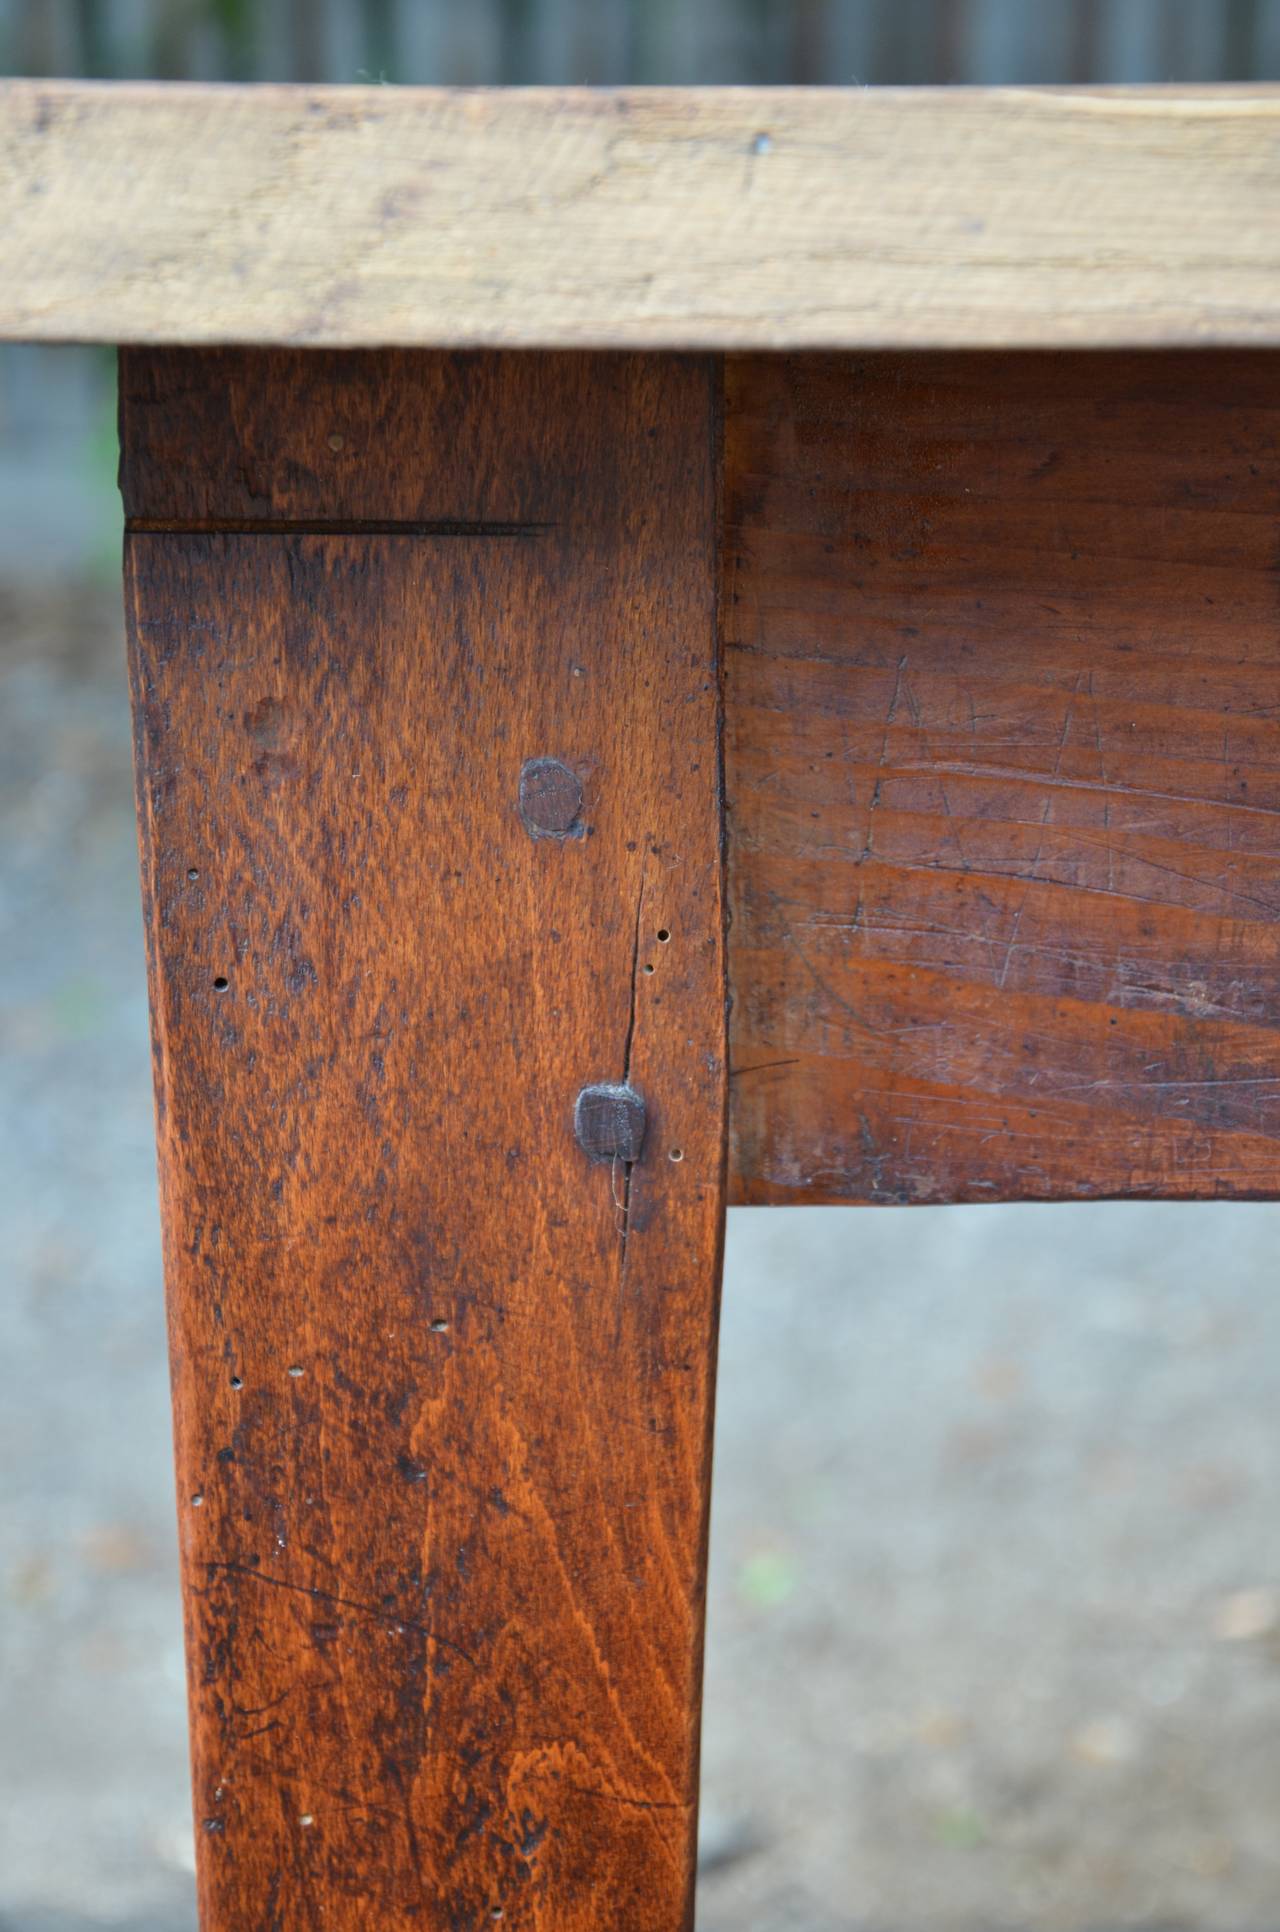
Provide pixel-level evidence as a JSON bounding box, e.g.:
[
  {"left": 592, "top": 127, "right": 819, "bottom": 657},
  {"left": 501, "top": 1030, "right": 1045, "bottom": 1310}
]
[
  {"left": 725, "top": 350, "right": 1280, "bottom": 1204},
  {"left": 9, "top": 83, "right": 1280, "bottom": 349},
  {"left": 124, "top": 349, "right": 726, "bottom": 1928}
]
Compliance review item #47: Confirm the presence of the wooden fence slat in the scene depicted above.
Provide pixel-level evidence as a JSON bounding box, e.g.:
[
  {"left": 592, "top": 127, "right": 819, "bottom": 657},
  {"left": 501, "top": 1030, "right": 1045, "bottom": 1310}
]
[{"left": 9, "top": 0, "right": 1280, "bottom": 87}]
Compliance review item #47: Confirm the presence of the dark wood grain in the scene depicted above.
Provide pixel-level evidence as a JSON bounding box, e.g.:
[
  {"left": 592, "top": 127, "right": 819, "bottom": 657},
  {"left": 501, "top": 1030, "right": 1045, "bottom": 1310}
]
[
  {"left": 119, "top": 348, "right": 641, "bottom": 526},
  {"left": 123, "top": 350, "right": 726, "bottom": 1929},
  {"left": 725, "top": 351, "right": 1280, "bottom": 1204}
]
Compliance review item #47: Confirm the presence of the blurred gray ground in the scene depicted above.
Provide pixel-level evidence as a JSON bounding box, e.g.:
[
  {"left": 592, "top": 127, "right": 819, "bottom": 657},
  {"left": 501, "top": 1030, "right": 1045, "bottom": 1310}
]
[{"left": 4, "top": 575, "right": 1280, "bottom": 1932}]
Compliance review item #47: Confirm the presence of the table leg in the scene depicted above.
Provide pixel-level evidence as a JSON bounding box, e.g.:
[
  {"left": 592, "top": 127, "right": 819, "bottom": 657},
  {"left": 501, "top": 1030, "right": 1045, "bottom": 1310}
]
[{"left": 122, "top": 348, "right": 727, "bottom": 1930}]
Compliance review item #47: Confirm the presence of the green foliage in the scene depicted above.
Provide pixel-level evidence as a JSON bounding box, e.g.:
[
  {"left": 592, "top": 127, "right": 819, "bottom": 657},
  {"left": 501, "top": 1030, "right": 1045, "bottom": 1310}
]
[
  {"left": 208, "top": 0, "right": 256, "bottom": 79},
  {"left": 934, "top": 1807, "right": 986, "bottom": 1850},
  {"left": 737, "top": 1549, "right": 798, "bottom": 1609}
]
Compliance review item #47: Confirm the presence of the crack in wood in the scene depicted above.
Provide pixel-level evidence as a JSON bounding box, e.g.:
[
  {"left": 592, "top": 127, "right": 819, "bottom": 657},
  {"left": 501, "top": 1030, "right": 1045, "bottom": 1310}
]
[{"left": 126, "top": 517, "right": 548, "bottom": 538}]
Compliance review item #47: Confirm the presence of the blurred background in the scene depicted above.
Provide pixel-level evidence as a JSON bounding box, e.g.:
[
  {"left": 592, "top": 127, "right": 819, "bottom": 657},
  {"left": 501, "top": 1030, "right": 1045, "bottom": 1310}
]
[{"left": 5, "top": 6, "right": 1280, "bottom": 1931}]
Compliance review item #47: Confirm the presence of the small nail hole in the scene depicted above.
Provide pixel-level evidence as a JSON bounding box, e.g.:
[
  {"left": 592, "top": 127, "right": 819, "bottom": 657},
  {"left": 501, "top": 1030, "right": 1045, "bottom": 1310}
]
[
  {"left": 642, "top": 963, "right": 655, "bottom": 975},
  {"left": 212, "top": 975, "right": 229, "bottom": 992},
  {"left": 299, "top": 1813, "right": 314, "bottom": 1827},
  {"left": 287, "top": 1365, "right": 304, "bottom": 1377},
  {"left": 191, "top": 1493, "right": 204, "bottom": 1507},
  {"left": 669, "top": 1147, "right": 684, "bottom": 1162},
  {"left": 657, "top": 929, "right": 670, "bottom": 942},
  {"left": 229, "top": 1376, "right": 242, "bottom": 1390},
  {"left": 430, "top": 1319, "right": 449, "bottom": 1333},
  {"left": 187, "top": 867, "right": 199, "bottom": 880}
]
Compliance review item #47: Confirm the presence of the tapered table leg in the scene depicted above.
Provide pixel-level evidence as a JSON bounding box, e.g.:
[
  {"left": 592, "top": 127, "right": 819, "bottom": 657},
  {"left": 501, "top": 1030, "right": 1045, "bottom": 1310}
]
[{"left": 122, "top": 348, "right": 727, "bottom": 1930}]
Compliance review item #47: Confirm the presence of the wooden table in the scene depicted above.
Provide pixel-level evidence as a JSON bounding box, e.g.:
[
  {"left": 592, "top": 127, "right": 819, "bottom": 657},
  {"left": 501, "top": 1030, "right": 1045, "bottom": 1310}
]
[{"left": 6, "top": 78, "right": 1280, "bottom": 1931}]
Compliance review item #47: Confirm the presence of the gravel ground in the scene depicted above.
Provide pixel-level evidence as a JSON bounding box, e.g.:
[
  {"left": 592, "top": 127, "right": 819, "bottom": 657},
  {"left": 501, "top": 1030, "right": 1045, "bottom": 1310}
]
[{"left": 4, "top": 579, "right": 1280, "bottom": 1932}]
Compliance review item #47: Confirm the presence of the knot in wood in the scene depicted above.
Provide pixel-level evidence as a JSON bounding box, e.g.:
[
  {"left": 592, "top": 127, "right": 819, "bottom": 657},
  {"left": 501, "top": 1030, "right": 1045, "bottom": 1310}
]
[
  {"left": 519, "top": 756, "right": 583, "bottom": 840},
  {"left": 574, "top": 1082, "right": 647, "bottom": 1164}
]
